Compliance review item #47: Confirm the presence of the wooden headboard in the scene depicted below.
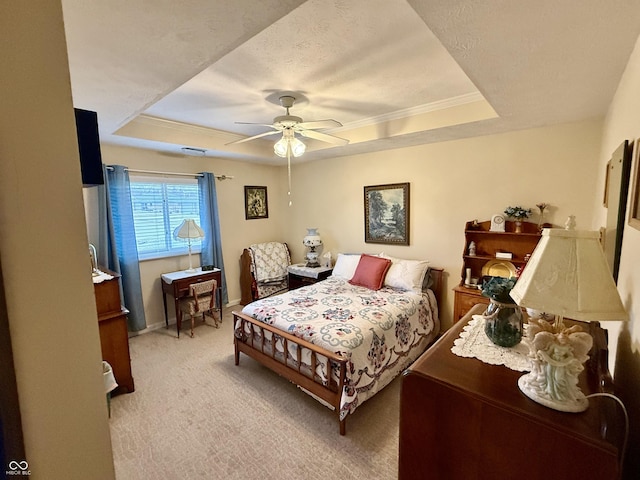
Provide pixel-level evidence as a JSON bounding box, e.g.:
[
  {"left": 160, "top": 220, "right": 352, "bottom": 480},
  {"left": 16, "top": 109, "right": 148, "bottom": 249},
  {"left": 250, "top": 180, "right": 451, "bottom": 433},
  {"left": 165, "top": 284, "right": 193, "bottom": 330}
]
[{"left": 428, "top": 267, "right": 444, "bottom": 309}]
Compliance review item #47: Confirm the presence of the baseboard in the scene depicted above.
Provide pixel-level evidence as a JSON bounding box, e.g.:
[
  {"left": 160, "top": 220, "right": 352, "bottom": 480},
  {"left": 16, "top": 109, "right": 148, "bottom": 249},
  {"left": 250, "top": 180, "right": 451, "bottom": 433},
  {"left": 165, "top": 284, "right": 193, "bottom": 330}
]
[{"left": 128, "top": 299, "right": 242, "bottom": 337}]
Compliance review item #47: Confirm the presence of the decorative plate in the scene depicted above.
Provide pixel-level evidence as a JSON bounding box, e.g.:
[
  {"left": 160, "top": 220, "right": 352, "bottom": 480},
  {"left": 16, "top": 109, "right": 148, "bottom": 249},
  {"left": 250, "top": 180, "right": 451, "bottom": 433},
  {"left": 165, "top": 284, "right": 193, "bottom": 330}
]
[{"left": 481, "top": 259, "right": 517, "bottom": 278}]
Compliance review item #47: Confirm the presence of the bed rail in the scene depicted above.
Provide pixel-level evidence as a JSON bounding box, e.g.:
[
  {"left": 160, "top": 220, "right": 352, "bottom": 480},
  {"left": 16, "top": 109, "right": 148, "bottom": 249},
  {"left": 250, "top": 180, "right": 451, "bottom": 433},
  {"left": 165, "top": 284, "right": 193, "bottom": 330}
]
[{"left": 233, "top": 310, "right": 349, "bottom": 434}]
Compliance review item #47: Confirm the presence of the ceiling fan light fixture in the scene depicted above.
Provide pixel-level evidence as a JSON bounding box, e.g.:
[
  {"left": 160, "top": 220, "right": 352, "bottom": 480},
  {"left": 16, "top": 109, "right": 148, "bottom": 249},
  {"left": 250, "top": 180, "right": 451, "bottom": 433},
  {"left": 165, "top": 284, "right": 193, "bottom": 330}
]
[
  {"left": 273, "top": 136, "right": 306, "bottom": 158},
  {"left": 231, "top": 92, "right": 345, "bottom": 154},
  {"left": 274, "top": 137, "right": 289, "bottom": 157},
  {"left": 290, "top": 137, "right": 306, "bottom": 157}
]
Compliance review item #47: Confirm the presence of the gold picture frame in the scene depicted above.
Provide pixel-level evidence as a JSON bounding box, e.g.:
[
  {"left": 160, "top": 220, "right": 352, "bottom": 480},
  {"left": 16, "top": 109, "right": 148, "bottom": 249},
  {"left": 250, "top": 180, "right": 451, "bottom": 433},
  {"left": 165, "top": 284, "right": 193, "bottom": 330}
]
[{"left": 364, "top": 182, "right": 410, "bottom": 245}]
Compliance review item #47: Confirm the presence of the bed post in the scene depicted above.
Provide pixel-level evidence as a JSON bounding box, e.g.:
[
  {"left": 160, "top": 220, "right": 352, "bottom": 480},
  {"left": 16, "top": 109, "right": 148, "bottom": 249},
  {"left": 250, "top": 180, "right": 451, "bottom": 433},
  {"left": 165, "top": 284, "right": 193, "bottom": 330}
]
[{"left": 239, "top": 249, "right": 254, "bottom": 305}]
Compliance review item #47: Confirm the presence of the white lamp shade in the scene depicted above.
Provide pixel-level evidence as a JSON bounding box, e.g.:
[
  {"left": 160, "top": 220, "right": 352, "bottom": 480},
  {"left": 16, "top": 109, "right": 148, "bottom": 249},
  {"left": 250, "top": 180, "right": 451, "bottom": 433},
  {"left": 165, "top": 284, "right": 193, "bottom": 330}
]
[
  {"left": 274, "top": 138, "right": 288, "bottom": 157},
  {"left": 303, "top": 235, "right": 322, "bottom": 247},
  {"left": 173, "top": 219, "right": 204, "bottom": 240},
  {"left": 510, "top": 228, "right": 628, "bottom": 322},
  {"left": 290, "top": 137, "right": 306, "bottom": 157}
]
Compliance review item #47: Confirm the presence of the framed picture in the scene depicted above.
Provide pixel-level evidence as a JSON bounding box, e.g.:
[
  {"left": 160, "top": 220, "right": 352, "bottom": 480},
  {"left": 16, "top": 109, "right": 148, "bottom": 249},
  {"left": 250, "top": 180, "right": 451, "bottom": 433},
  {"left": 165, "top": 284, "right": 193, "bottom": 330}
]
[
  {"left": 364, "top": 182, "right": 410, "bottom": 245},
  {"left": 629, "top": 138, "right": 640, "bottom": 230},
  {"left": 244, "top": 186, "right": 268, "bottom": 220}
]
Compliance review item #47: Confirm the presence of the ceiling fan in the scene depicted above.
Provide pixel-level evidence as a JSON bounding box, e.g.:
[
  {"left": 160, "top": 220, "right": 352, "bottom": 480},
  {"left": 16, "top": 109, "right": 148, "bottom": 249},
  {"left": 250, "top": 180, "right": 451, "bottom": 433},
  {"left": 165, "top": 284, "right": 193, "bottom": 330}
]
[{"left": 228, "top": 95, "right": 349, "bottom": 157}]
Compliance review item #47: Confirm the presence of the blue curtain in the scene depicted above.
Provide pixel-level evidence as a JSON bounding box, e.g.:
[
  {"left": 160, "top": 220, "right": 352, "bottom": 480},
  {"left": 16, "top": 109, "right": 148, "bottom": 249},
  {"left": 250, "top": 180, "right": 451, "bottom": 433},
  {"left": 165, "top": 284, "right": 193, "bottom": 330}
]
[
  {"left": 97, "top": 165, "right": 147, "bottom": 332},
  {"left": 198, "top": 172, "right": 228, "bottom": 305}
]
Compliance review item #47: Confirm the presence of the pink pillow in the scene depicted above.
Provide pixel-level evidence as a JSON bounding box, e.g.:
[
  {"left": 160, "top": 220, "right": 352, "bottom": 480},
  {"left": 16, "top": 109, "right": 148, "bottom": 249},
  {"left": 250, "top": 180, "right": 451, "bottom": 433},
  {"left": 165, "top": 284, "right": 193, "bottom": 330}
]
[{"left": 349, "top": 254, "right": 392, "bottom": 290}]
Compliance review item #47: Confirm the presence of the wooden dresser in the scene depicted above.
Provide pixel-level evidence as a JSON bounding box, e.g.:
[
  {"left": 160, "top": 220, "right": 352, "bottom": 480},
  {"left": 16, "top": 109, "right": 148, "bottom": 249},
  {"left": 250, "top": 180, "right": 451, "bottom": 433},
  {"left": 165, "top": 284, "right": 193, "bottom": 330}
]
[
  {"left": 94, "top": 268, "right": 134, "bottom": 395},
  {"left": 399, "top": 304, "right": 622, "bottom": 480}
]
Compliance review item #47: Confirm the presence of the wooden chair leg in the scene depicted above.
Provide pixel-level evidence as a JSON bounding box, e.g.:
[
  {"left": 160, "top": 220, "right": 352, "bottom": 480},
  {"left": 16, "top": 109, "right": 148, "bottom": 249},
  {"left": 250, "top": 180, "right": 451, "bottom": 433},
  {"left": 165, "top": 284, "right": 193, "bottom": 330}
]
[{"left": 205, "top": 309, "right": 220, "bottom": 328}]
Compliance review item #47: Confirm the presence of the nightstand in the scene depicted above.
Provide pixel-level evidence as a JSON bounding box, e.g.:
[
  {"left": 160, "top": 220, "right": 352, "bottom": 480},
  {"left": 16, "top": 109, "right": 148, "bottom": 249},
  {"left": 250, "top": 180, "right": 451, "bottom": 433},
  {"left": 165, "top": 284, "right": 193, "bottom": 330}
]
[
  {"left": 399, "top": 304, "right": 622, "bottom": 480},
  {"left": 287, "top": 264, "right": 333, "bottom": 290}
]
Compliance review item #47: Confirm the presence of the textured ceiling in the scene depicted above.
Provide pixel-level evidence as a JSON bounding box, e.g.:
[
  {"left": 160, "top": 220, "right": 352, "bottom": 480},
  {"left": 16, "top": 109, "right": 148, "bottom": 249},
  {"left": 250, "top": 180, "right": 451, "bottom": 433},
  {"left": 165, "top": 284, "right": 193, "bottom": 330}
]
[{"left": 62, "top": 0, "right": 640, "bottom": 165}]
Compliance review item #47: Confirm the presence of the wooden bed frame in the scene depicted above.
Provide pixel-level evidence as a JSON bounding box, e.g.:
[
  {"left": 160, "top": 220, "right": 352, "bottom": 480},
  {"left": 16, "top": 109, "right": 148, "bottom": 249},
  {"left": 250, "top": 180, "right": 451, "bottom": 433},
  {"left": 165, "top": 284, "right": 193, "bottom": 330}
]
[{"left": 232, "top": 267, "right": 444, "bottom": 435}]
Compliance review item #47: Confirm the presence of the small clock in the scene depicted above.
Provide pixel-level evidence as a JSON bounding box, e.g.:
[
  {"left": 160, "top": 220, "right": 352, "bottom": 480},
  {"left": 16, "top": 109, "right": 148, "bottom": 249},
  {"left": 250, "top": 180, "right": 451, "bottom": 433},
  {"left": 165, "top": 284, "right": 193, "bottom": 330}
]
[{"left": 490, "top": 214, "right": 506, "bottom": 232}]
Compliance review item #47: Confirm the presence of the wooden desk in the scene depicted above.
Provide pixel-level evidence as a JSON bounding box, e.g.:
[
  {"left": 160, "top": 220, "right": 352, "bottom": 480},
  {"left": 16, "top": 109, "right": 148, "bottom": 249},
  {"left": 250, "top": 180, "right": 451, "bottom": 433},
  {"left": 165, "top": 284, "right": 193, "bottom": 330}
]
[
  {"left": 399, "top": 304, "right": 621, "bottom": 480},
  {"left": 161, "top": 268, "right": 222, "bottom": 337}
]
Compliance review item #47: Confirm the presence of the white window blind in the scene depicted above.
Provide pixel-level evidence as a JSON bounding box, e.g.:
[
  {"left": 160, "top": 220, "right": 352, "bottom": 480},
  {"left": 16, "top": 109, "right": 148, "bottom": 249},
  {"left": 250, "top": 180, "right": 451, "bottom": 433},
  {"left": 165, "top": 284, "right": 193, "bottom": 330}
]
[{"left": 130, "top": 175, "right": 202, "bottom": 260}]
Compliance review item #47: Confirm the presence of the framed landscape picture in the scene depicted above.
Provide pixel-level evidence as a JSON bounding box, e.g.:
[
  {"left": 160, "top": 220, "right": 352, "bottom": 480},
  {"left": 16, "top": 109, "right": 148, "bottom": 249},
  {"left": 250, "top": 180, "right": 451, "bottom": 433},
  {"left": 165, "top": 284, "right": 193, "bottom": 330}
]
[
  {"left": 244, "top": 186, "right": 268, "bottom": 220},
  {"left": 364, "top": 182, "right": 410, "bottom": 245}
]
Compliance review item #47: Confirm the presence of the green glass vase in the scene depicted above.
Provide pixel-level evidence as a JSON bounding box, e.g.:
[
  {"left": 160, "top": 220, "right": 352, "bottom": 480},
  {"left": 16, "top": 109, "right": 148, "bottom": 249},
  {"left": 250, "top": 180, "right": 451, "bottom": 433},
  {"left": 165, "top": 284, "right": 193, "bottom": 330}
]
[{"left": 483, "top": 299, "right": 523, "bottom": 347}]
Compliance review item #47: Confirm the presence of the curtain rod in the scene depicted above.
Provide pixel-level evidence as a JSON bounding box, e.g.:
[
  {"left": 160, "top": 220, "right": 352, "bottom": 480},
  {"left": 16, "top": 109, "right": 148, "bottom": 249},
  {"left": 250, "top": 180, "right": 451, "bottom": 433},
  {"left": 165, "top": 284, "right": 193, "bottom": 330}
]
[{"left": 105, "top": 166, "right": 233, "bottom": 180}]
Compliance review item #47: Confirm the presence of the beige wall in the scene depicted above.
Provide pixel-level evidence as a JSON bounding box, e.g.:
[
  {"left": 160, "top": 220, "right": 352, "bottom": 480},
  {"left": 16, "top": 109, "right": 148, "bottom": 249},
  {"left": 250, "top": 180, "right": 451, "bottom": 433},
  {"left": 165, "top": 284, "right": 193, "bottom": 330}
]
[
  {"left": 0, "top": 1, "right": 115, "bottom": 478},
  {"left": 89, "top": 120, "right": 603, "bottom": 333},
  {"left": 287, "top": 119, "right": 603, "bottom": 329},
  {"left": 594, "top": 33, "right": 640, "bottom": 479}
]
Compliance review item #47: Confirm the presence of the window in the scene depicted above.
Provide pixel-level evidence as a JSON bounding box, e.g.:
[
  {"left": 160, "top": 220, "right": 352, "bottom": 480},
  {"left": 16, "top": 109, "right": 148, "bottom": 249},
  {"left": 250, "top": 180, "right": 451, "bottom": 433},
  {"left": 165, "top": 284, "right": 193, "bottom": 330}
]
[{"left": 129, "top": 175, "right": 202, "bottom": 260}]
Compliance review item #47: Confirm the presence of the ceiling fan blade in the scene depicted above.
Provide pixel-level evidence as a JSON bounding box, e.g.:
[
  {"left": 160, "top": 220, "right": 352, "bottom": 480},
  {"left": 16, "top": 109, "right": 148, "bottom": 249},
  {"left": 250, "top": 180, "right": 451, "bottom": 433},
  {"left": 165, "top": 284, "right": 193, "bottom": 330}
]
[
  {"left": 296, "top": 119, "right": 342, "bottom": 129},
  {"left": 235, "top": 122, "right": 278, "bottom": 128},
  {"left": 299, "top": 129, "right": 349, "bottom": 146},
  {"left": 226, "top": 130, "right": 281, "bottom": 145}
]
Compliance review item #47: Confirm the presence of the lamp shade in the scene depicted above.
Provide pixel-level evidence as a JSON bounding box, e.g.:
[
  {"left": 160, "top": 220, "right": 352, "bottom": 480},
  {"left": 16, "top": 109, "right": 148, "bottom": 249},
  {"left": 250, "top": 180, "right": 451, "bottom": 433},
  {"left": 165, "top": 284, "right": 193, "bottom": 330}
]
[
  {"left": 274, "top": 137, "right": 289, "bottom": 157},
  {"left": 510, "top": 227, "right": 628, "bottom": 322},
  {"left": 290, "top": 137, "right": 306, "bottom": 157},
  {"left": 173, "top": 219, "right": 204, "bottom": 240}
]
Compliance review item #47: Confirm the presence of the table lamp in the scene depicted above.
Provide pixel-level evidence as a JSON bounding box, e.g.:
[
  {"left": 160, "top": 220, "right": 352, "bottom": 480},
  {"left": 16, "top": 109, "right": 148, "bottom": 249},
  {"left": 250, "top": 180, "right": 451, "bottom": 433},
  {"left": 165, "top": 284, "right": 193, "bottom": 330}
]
[
  {"left": 509, "top": 216, "right": 628, "bottom": 412},
  {"left": 174, "top": 219, "right": 205, "bottom": 272},
  {"left": 303, "top": 228, "right": 322, "bottom": 267}
]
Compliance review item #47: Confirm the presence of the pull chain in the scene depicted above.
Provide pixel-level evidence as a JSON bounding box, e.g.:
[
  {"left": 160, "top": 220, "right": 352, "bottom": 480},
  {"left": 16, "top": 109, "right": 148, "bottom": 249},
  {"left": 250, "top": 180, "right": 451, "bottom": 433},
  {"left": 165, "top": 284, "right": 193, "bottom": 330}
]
[{"left": 287, "top": 146, "right": 292, "bottom": 206}]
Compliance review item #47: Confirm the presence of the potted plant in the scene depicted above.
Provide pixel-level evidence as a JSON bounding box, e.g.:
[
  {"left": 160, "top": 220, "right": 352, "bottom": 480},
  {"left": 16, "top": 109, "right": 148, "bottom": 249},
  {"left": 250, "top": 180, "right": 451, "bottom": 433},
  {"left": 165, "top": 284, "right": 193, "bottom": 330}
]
[
  {"left": 481, "top": 276, "right": 523, "bottom": 347},
  {"left": 504, "top": 206, "right": 532, "bottom": 233}
]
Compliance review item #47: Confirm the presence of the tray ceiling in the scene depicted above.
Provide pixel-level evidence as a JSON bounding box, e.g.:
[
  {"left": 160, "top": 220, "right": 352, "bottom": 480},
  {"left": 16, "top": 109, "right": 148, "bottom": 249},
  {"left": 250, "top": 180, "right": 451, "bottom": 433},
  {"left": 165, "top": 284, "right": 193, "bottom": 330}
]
[{"left": 62, "top": 0, "right": 640, "bottom": 164}]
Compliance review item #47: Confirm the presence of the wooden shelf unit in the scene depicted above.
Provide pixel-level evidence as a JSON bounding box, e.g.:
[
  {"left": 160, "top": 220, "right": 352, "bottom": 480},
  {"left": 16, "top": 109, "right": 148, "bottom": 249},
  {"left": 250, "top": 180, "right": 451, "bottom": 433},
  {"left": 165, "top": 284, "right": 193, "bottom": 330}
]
[
  {"left": 94, "top": 268, "right": 134, "bottom": 395},
  {"left": 453, "top": 219, "right": 545, "bottom": 322}
]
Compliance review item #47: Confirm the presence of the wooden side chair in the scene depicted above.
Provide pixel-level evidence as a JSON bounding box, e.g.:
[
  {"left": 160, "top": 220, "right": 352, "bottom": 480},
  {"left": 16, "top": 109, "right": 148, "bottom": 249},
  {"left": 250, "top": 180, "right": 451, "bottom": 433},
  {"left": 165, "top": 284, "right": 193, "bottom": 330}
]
[{"left": 178, "top": 279, "right": 219, "bottom": 337}]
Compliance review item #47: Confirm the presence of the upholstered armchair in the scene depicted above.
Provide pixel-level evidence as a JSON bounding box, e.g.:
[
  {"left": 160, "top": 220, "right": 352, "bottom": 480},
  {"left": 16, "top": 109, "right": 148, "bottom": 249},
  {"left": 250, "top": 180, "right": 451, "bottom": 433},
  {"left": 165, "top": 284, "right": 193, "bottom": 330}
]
[{"left": 240, "top": 242, "right": 290, "bottom": 304}]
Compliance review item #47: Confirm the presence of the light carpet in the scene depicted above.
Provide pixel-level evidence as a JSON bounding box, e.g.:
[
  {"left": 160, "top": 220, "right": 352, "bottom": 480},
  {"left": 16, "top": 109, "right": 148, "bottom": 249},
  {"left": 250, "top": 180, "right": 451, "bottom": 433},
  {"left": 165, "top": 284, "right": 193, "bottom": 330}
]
[{"left": 109, "top": 306, "right": 401, "bottom": 479}]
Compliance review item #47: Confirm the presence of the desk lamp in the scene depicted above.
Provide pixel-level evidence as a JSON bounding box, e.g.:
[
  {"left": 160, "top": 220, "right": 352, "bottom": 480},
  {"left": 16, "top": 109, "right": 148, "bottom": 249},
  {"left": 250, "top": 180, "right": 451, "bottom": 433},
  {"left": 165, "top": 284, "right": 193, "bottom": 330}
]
[
  {"left": 510, "top": 216, "right": 628, "bottom": 412},
  {"left": 174, "top": 219, "right": 205, "bottom": 272}
]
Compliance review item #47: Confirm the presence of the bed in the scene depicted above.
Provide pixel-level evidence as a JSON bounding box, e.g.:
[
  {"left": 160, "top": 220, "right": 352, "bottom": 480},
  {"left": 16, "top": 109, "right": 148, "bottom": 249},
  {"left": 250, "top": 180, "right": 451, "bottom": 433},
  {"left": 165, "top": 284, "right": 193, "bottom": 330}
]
[{"left": 232, "top": 253, "right": 443, "bottom": 435}]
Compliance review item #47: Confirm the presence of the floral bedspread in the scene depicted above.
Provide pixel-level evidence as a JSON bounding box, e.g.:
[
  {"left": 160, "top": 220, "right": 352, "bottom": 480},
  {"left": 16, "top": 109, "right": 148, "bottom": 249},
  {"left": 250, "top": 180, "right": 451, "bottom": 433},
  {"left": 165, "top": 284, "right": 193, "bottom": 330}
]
[{"left": 240, "top": 276, "right": 439, "bottom": 419}]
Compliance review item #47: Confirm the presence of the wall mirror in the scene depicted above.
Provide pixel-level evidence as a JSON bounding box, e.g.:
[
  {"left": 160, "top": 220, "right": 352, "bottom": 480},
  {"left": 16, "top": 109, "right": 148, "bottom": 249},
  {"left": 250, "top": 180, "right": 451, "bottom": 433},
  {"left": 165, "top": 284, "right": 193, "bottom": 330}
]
[
  {"left": 603, "top": 140, "right": 632, "bottom": 282},
  {"left": 628, "top": 138, "right": 640, "bottom": 230}
]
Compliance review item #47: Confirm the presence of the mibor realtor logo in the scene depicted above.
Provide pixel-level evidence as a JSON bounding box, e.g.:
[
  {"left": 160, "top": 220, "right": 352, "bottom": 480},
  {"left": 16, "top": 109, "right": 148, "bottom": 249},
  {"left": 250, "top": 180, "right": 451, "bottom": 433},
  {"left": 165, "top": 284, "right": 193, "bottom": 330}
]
[{"left": 6, "top": 460, "right": 31, "bottom": 476}]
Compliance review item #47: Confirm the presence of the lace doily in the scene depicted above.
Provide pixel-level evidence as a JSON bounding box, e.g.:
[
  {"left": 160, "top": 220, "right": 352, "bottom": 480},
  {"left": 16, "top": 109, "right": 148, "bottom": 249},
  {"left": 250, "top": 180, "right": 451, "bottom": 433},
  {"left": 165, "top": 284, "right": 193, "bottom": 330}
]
[{"left": 451, "top": 315, "right": 531, "bottom": 372}]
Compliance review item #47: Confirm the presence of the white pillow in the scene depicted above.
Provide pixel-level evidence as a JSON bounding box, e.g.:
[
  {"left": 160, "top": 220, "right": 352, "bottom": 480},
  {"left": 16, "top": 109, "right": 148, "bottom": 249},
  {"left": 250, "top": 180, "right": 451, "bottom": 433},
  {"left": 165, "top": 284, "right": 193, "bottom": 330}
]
[
  {"left": 382, "top": 255, "right": 430, "bottom": 292},
  {"left": 331, "top": 254, "right": 362, "bottom": 280}
]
